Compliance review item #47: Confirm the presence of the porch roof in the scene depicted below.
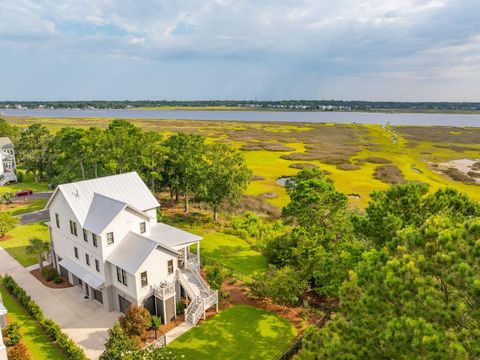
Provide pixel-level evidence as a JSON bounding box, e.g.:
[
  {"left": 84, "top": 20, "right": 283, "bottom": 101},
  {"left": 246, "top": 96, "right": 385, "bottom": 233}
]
[
  {"left": 149, "top": 223, "right": 202, "bottom": 247},
  {"left": 58, "top": 258, "right": 104, "bottom": 289}
]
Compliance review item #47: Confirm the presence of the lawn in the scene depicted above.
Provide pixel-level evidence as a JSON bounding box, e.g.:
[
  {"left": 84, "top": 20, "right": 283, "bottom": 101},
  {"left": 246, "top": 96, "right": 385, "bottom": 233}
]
[
  {"left": 187, "top": 228, "right": 268, "bottom": 276},
  {"left": 0, "top": 170, "right": 49, "bottom": 195},
  {"left": 3, "top": 199, "right": 48, "bottom": 216},
  {"left": 0, "top": 222, "right": 49, "bottom": 267},
  {"left": 0, "top": 286, "right": 65, "bottom": 360},
  {"left": 168, "top": 305, "right": 297, "bottom": 359}
]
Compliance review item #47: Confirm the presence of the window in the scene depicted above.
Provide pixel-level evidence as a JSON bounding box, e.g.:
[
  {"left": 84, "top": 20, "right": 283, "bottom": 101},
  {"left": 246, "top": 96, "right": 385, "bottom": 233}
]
[
  {"left": 69, "top": 220, "right": 77, "bottom": 236},
  {"left": 85, "top": 254, "right": 90, "bottom": 266},
  {"left": 107, "top": 232, "right": 114, "bottom": 245},
  {"left": 74, "top": 247, "right": 78, "bottom": 259},
  {"left": 116, "top": 266, "right": 127, "bottom": 286},
  {"left": 92, "top": 234, "right": 98, "bottom": 247},
  {"left": 141, "top": 271, "right": 148, "bottom": 287},
  {"left": 167, "top": 259, "right": 174, "bottom": 275},
  {"left": 140, "top": 222, "right": 146, "bottom": 234},
  {"left": 83, "top": 229, "right": 88, "bottom": 242},
  {"left": 55, "top": 213, "right": 60, "bottom": 228},
  {"left": 95, "top": 259, "right": 100, "bottom": 272}
]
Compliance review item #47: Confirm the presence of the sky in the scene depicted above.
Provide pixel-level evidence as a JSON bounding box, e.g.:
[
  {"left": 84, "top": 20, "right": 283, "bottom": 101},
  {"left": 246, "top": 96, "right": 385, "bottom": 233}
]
[{"left": 1, "top": 0, "right": 480, "bottom": 101}]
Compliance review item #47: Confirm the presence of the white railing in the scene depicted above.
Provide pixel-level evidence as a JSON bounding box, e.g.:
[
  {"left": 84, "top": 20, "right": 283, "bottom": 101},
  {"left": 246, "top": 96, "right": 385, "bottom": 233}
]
[
  {"left": 186, "top": 262, "right": 210, "bottom": 294},
  {"left": 154, "top": 282, "right": 175, "bottom": 299},
  {"left": 204, "top": 291, "right": 218, "bottom": 309}
]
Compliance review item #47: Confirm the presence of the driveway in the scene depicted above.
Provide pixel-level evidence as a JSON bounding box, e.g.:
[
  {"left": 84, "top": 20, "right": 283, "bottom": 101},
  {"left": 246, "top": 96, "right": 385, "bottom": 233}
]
[
  {"left": 19, "top": 209, "right": 50, "bottom": 225},
  {"left": 0, "top": 248, "right": 120, "bottom": 359}
]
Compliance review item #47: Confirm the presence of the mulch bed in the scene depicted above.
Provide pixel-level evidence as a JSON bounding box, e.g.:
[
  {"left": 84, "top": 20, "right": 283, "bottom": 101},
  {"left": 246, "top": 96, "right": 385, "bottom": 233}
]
[
  {"left": 0, "top": 235, "right": 12, "bottom": 241},
  {"left": 30, "top": 268, "right": 72, "bottom": 289},
  {"left": 220, "top": 279, "right": 331, "bottom": 335}
]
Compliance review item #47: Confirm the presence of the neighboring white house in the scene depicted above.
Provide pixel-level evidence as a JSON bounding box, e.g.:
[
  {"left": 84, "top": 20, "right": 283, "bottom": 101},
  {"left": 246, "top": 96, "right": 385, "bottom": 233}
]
[
  {"left": 46, "top": 172, "right": 218, "bottom": 325},
  {"left": 0, "top": 295, "right": 7, "bottom": 360},
  {"left": 0, "top": 137, "right": 17, "bottom": 186}
]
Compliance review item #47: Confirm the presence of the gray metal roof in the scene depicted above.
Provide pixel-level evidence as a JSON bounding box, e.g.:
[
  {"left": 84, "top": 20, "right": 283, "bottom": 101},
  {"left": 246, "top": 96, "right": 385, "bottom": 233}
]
[
  {"left": 48, "top": 172, "right": 160, "bottom": 226},
  {"left": 107, "top": 232, "right": 177, "bottom": 274},
  {"left": 83, "top": 193, "right": 127, "bottom": 234},
  {"left": 58, "top": 258, "right": 104, "bottom": 289},
  {"left": 149, "top": 223, "right": 202, "bottom": 247},
  {"left": 0, "top": 137, "right": 13, "bottom": 149}
]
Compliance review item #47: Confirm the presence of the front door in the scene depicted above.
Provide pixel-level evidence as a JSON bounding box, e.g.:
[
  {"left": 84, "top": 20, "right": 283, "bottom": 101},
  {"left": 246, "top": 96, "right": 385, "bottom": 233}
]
[{"left": 118, "top": 295, "right": 131, "bottom": 313}]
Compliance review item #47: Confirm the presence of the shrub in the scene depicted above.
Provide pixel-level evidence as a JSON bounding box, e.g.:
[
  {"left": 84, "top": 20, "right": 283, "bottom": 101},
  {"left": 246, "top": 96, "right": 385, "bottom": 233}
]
[
  {"left": 41, "top": 267, "right": 59, "bottom": 282},
  {"left": 5, "top": 321, "right": 23, "bottom": 346},
  {"left": 0, "top": 213, "right": 18, "bottom": 238},
  {"left": 7, "top": 343, "right": 31, "bottom": 360},
  {"left": 1, "top": 192, "right": 14, "bottom": 205},
  {"left": 119, "top": 305, "right": 151, "bottom": 339},
  {"left": 205, "top": 265, "right": 225, "bottom": 290},
  {"left": 252, "top": 266, "right": 309, "bottom": 306},
  {"left": 1, "top": 274, "right": 87, "bottom": 360},
  {"left": 225, "top": 212, "right": 287, "bottom": 244},
  {"left": 176, "top": 301, "right": 186, "bottom": 315},
  {"left": 16, "top": 172, "right": 24, "bottom": 183}
]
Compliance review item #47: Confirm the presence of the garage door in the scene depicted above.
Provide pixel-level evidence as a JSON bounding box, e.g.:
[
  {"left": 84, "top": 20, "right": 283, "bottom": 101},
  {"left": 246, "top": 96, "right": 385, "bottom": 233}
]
[{"left": 118, "top": 295, "right": 131, "bottom": 313}]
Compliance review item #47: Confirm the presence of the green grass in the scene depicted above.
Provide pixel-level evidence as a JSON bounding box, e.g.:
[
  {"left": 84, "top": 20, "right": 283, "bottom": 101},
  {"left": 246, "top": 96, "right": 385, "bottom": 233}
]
[
  {"left": 0, "top": 286, "right": 65, "bottom": 360},
  {"left": 0, "top": 222, "right": 49, "bottom": 267},
  {"left": 187, "top": 228, "right": 268, "bottom": 276},
  {"left": 0, "top": 170, "right": 49, "bottom": 195},
  {"left": 168, "top": 305, "right": 297, "bottom": 359},
  {"left": 4, "top": 199, "right": 48, "bottom": 216}
]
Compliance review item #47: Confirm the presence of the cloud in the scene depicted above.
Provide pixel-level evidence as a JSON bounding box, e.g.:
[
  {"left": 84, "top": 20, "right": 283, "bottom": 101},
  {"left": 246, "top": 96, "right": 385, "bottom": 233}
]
[{"left": 0, "top": 0, "right": 479, "bottom": 100}]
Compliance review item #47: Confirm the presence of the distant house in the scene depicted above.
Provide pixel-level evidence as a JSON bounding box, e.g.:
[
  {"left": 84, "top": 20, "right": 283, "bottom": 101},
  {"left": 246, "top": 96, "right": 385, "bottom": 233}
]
[
  {"left": 0, "top": 137, "right": 17, "bottom": 186},
  {"left": 0, "top": 295, "right": 7, "bottom": 360},
  {"left": 46, "top": 172, "right": 218, "bottom": 325}
]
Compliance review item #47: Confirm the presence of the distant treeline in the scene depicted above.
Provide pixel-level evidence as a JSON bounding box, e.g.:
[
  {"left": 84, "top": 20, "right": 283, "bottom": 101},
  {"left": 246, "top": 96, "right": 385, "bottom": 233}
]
[{"left": 1, "top": 100, "right": 480, "bottom": 111}]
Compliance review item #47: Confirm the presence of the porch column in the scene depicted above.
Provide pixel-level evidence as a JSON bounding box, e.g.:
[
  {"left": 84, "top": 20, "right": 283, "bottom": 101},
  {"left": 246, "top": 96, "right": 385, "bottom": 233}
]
[
  {"left": 196, "top": 241, "right": 200, "bottom": 263},
  {"left": 184, "top": 246, "right": 188, "bottom": 265}
]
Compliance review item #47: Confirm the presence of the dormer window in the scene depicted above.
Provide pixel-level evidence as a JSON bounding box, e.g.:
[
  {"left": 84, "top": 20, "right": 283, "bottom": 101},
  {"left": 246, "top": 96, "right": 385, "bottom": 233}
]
[
  {"left": 92, "top": 233, "right": 98, "bottom": 247},
  {"left": 140, "top": 222, "right": 146, "bottom": 234},
  {"left": 83, "top": 229, "right": 88, "bottom": 242}
]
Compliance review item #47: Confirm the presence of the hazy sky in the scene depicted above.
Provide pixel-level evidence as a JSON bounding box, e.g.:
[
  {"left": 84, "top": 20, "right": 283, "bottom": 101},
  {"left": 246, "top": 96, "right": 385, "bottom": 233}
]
[{"left": 1, "top": 0, "right": 479, "bottom": 101}]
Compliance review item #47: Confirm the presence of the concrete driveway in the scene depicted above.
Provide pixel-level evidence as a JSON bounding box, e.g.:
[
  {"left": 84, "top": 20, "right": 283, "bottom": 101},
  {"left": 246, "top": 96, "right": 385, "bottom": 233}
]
[{"left": 0, "top": 248, "right": 120, "bottom": 359}]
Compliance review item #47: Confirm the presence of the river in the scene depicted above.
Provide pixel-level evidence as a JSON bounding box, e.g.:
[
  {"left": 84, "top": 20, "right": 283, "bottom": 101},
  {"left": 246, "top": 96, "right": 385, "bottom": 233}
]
[{"left": 2, "top": 109, "right": 480, "bottom": 127}]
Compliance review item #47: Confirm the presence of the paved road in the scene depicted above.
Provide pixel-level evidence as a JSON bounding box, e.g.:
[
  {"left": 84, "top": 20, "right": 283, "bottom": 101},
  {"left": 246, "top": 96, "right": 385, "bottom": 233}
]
[
  {"left": 20, "top": 209, "right": 50, "bottom": 225},
  {"left": 0, "top": 248, "right": 120, "bottom": 359}
]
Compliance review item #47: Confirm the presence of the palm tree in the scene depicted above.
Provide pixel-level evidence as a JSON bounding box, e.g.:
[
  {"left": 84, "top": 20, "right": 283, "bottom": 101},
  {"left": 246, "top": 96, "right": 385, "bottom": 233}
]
[
  {"left": 26, "top": 237, "right": 50, "bottom": 271},
  {"left": 150, "top": 315, "right": 162, "bottom": 340}
]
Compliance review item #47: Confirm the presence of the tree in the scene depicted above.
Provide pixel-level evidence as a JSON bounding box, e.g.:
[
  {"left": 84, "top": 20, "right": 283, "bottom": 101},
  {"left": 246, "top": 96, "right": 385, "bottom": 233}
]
[
  {"left": 103, "top": 120, "right": 143, "bottom": 175},
  {"left": 139, "top": 131, "right": 166, "bottom": 192},
  {"left": 150, "top": 315, "right": 162, "bottom": 340},
  {"left": 253, "top": 266, "right": 309, "bottom": 306},
  {"left": 25, "top": 237, "right": 49, "bottom": 271},
  {"left": 16, "top": 124, "right": 51, "bottom": 181},
  {"left": 201, "top": 144, "right": 251, "bottom": 221},
  {"left": 82, "top": 127, "right": 107, "bottom": 179},
  {"left": 100, "top": 323, "right": 139, "bottom": 360},
  {"left": 119, "top": 305, "right": 151, "bottom": 339},
  {"left": 0, "top": 213, "right": 18, "bottom": 238},
  {"left": 299, "top": 188, "right": 480, "bottom": 359},
  {"left": 164, "top": 133, "right": 206, "bottom": 212},
  {"left": 0, "top": 118, "right": 19, "bottom": 143}
]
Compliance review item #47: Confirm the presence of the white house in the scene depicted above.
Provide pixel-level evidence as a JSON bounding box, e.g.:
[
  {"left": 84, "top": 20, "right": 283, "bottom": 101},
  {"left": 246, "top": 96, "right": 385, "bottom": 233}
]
[
  {"left": 0, "top": 137, "right": 17, "bottom": 185},
  {"left": 46, "top": 172, "right": 218, "bottom": 325},
  {"left": 0, "top": 295, "right": 7, "bottom": 360}
]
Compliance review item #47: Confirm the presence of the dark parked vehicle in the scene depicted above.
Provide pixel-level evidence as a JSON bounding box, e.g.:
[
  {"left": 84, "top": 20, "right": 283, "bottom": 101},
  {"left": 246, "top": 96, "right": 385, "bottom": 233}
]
[{"left": 16, "top": 189, "right": 33, "bottom": 197}]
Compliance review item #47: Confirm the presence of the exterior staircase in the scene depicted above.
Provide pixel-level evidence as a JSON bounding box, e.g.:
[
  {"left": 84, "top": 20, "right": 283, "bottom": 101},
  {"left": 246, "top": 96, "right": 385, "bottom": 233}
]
[{"left": 177, "top": 262, "right": 218, "bottom": 325}]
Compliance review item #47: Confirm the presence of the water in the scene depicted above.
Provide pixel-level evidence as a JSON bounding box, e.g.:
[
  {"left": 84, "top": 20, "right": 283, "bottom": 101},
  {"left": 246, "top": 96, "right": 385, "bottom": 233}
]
[{"left": 2, "top": 108, "right": 480, "bottom": 127}]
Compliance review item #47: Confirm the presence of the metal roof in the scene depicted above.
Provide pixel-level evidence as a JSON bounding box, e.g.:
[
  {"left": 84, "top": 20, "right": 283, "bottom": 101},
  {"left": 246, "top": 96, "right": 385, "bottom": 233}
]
[
  {"left": 58, "top": 258, "right": 104, "bottom": 289},
  {"left": 149, "top": 223, "right": 202, "bottom": 247},
  {"left": 83, "top": 193, "right": 127, "bottom": 234},
  {"left": 48, "top": 172, "right": 160, "bottom": 226},
  {"left": 107, "top": 232, "right": 178, "bottom": 274},
  {"left": 0, "top": 137, "right": 13, "bottom": 149}
]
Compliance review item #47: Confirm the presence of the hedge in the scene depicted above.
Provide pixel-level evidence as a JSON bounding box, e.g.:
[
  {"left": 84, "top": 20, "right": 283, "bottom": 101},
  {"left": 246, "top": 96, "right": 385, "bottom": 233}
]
[{"left": 1, "top": 274, "right": 88, "bottom": 360}]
